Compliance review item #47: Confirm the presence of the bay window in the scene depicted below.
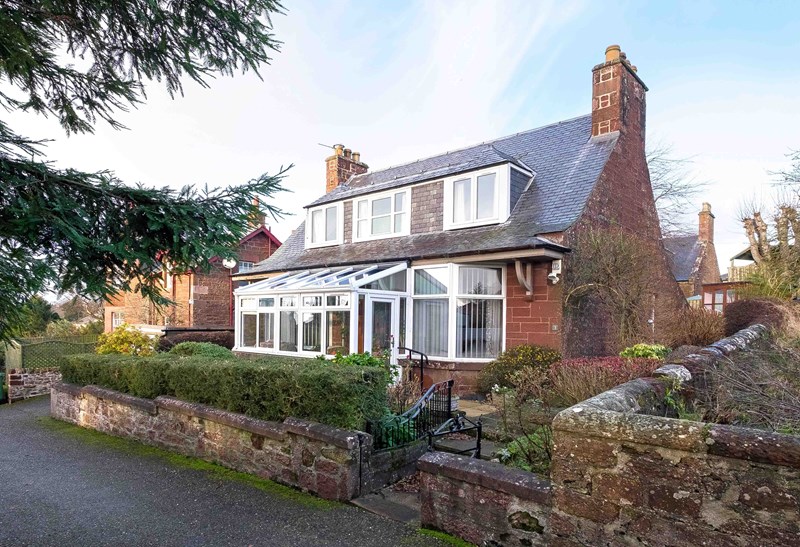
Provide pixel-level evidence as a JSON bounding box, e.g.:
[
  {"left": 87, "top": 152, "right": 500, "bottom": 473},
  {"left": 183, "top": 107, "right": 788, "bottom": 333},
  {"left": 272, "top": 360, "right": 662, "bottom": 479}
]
[
  {"left": 353, "top": 189, "right": 409, "bottom": 241},
  {"left": 411, "top": 264, "right": 504, "bottom": 360}
]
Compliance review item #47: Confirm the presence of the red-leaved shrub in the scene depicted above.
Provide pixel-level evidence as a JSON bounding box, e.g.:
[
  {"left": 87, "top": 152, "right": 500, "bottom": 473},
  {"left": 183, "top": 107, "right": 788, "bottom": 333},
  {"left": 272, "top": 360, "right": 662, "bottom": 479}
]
[{"left": 547, "top": 357, "right": 658, "bottom": 407}]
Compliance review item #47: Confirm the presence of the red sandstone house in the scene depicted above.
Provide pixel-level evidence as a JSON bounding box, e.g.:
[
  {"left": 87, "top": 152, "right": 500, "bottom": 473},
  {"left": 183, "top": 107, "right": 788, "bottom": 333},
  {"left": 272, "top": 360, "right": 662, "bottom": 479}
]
[
  {"left": 664, "top": 203, "right": 722, "bottom": 301},
  {"left": 104, "top": 223, "right": 281, "bottom": 334},
  {"left": 232, "top": 46, "right": 685, "bottom": 391}
]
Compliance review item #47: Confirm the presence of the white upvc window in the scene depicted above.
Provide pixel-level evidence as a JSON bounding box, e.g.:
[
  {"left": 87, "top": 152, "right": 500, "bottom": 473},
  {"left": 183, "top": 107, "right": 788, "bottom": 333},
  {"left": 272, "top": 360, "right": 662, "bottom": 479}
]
[
  {"left": 305, "top": 202, "right": 343, "bottom": 248},
  {"left": 238, "top": 261, "right": 254, "bottom": 273},
  {"left": 352, "top": 189, "right": 410, "bottom": 241},
  {"left": 238, "top": 292, "right": 351, "bottom": 356},
  {"left": 443, "top": 165, "right": 511, "bottom": 230},
  {"left": 410, "top": 264, "right": 505, "bottom": 361}
]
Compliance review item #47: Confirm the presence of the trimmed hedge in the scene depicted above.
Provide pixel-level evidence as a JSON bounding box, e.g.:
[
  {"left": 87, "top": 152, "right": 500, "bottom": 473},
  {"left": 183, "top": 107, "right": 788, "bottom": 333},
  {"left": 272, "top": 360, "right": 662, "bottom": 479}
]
[
  {"left": 60, "top": 354, "right": 388, "bottom": 430},
  {"left": 158, "top": 331, "right": 234, "bottom": 351},
  {"left": 169, "top": 341, "right": 233, "bottom": 359}
]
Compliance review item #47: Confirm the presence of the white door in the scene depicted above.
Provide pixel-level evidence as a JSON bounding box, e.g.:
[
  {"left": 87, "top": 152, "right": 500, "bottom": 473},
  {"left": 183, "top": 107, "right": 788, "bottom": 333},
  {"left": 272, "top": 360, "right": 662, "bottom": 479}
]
[{"left": 365, "top": 294, "right": 399, "bottom": 366}]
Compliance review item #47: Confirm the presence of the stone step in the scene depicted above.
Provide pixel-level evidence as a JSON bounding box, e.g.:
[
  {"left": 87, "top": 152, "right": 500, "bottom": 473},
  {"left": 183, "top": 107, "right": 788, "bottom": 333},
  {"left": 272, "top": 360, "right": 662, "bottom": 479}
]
[
  {"left": 351, "top": 490, "right": 420, "bottom": 525},
  {"left": 433, "top": 437, "right": 499, "bottom": 460}
]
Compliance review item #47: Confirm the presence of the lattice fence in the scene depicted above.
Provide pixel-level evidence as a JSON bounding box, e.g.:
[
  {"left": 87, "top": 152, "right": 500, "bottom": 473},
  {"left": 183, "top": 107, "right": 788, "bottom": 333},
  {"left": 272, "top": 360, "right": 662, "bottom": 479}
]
[{"left": 4, "top": 335, "right": 99, "bottom": 370}]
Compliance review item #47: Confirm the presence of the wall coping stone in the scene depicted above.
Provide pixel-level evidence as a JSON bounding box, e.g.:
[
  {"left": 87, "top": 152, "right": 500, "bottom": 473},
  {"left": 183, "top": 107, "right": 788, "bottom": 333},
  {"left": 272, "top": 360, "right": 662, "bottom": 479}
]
[
  {"left": 155, "top": 396, "right": 286, "bottom": 441},
  {"left": 82, "top": 384, "right": 157, "bottom": 415},
  {"left": 418, "top": 451, "right": 552, "bottom": 504},
  {"left": 708, "top": 424, "right": 800, "bottom": 468},
  {"left": 52, "top": 382, "right": 83, "bottom": 397},
  {"left": 553, "top": 406, "right": 710, "bottom": 452},
  {"left": 553, "top": 324, "right": 788, "bottom": 457},
  {"left": 283, "top": 417, "right": 363, "bottom": 450}
]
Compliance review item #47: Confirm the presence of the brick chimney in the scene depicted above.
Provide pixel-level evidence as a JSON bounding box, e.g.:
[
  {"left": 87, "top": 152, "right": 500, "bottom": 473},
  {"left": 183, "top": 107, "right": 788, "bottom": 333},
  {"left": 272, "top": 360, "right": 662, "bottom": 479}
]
[
  {"left": 591, "top": 45, "right": 649, "bottom": 139},
  {"left": 698, "top": 202, "right": 714, "bottom": 243},
  {"left": 326, "top": 144, "right": 368, "bottom": 193}
]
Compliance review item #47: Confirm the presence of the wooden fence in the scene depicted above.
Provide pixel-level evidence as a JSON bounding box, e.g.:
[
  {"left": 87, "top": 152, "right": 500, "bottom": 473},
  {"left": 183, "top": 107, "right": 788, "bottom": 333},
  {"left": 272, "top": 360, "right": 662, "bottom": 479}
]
[{"left": 4, "top": 335, "right": 99, "bottom": 370}]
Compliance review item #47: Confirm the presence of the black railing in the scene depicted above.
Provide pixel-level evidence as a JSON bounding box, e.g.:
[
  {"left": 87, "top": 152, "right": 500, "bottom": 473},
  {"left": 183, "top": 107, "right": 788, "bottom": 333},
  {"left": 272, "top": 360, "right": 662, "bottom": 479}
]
[
  {"left": 398, "top": 346, "right": 428, "bottom": 391},
  {"left": 367, "top": 379, "right": 454, "bottom": 450}
]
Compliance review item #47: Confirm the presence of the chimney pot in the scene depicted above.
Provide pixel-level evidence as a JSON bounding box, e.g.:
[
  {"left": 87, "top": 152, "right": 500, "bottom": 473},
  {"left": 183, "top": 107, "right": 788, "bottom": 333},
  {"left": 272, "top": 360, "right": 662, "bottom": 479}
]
[
  {"left": 605, "top": 44, "right": 621, "bottom": 62},
  {"left": 334, "top": 144, "right": 344, "bottom": 156},
  {"left": 353, "top": 152, "right": 361, "bottom": 163},
  {"left": 343, "top": 148, "right": 352, "bottom": 159}
]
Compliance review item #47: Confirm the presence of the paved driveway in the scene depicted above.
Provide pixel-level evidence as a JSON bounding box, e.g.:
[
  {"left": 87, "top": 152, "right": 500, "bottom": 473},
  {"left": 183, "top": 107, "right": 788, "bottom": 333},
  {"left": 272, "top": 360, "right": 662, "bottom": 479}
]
[{"left": 0, "top": 397, "right": 446, "bottom": 547}]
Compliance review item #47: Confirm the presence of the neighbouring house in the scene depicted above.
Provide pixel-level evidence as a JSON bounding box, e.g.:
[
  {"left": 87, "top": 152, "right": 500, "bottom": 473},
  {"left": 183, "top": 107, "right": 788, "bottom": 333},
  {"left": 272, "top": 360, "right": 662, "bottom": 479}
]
[
  {"left": 104, "top": 222, "right": 281, "bottom": 334},
  {"left": 699, "top": 247, "right": 756, "bottom": 313},
  {"left": 232, "top": 45, "right": 685, "bottom": 393},
  {"left": 664, "top": 202, "right": 722, "bottom": 301}
]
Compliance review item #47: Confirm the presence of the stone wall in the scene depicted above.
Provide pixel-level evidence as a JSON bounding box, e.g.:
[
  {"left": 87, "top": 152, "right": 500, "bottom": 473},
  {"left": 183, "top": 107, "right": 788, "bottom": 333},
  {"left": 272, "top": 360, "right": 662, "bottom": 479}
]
[
  {"left": 51, "top": 383, "right": 419, "bottom": 501},
  {"left": 7, "top": 368, "right": 61, "bottom": 402},
  {"left": 420, "top": 325, "right": 800, "bottom": 545},
  {"left": 419, "top": 452, "right": 552, "bottom": 546}
]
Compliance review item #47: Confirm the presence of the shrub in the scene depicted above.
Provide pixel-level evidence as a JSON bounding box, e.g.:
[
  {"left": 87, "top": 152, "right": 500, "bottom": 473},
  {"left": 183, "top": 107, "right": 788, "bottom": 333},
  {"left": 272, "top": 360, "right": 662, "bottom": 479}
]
[
  {"left": 477, "top": 344, "right": 561, "bottom": 394},
  {"left": 724, "top": 298, "right": 795, "bottom": 337},
  {"left": 169, "top": 341, "right": 233, "bottom": 359},
  {"left": 661, "top": 307, "right": 725, "bottom": 347},
  {"left": 61, "top": 353, "right": 387, "bottom": 430},
  {"left": 326, "top": 351, "right": 385, "bottom": 368},
  {"left": 96, "top": 324, "right": 157, "bottom": 356},
  {"left": 620, "top": 343, "right": 669, "bottom": 360},
  {"left": 495, "top": 433, "right": 551, "bottom": 475},
  {"left": 547, "top": 357, "right": 658, "bottom": 407},
  {"left": 157, "top": 330, "right": 234, "bottom": 352}
]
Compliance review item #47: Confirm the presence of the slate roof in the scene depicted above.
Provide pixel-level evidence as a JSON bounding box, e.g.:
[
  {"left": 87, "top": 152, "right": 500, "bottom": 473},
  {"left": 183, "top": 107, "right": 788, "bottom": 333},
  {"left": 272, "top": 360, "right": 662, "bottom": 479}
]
[
  {"left": 664, "top": 235, "right": 701, "bottom": 282},
  {"left": 241, "top": 114, "right": 618, "bottom": 275}
]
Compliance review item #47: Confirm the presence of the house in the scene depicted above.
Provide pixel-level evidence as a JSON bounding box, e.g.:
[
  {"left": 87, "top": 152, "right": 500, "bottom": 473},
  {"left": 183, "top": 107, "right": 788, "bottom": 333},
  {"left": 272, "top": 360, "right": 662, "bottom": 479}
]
[
  {"left": 104, "top": 222, "right": 281, "bottom": 334},
  {"left": 232, "top": 45, "right": 685, "bottom": 392},
  {"left": 664, "top": 203, "right": 722, "bottom": 300},
  {"left": 699, "top": 247, "right": 756, "bottom": 313}
]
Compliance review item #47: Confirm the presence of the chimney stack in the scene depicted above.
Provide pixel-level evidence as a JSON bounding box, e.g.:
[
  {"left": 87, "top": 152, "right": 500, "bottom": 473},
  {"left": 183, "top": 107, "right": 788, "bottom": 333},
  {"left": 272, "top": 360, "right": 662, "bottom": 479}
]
[
  {"left": 591, "top": 44, "right": 648, "bottom": 139},
  {"left": 326, "top": 144, "right": 368, "bottom": 193},
  {"left": 699, "top": 202, "right": 714, "bottom": 243}
]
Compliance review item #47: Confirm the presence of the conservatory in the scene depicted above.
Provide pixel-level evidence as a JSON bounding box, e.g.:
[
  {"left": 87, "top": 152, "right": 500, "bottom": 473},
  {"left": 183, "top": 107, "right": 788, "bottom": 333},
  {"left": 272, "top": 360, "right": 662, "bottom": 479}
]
[{"left": 233, "top": 261, "right": 506, "bottom": 365}]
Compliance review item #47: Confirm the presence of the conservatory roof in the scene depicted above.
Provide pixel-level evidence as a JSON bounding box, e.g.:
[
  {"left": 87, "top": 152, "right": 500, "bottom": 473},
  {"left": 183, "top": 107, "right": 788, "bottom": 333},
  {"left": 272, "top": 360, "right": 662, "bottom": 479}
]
[{"left": 234, "top": 262, "right": 407, "bottom": 295}]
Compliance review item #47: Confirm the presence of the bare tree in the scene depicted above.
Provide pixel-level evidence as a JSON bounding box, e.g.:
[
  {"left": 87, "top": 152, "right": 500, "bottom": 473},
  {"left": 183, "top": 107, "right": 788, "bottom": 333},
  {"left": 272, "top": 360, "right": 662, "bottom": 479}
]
[
  {"left": 647, "top": 142, "right": 708, "bottom": 237},
  {"left": 773, "top": 150, "right": 800, "bottom": 187}
]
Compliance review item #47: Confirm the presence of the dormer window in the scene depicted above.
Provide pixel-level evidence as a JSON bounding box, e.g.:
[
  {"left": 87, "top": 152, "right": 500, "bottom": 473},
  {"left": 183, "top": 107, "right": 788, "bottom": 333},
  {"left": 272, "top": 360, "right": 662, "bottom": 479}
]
[
  {"left": 305, "top": 203, "right": 343, "bottom": 248},
  {"left": 443, "top": 165, "right": 511, "bottom": 230},
  {"left": 353, "top": 189, "right": 410, "bottom": 241}
]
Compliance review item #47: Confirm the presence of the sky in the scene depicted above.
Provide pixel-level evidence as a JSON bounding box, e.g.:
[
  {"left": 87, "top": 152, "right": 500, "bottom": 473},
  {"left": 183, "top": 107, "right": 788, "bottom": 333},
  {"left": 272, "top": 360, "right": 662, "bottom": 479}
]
[{"left": 11, "top": 0, "right": 800, "bottom": 273}]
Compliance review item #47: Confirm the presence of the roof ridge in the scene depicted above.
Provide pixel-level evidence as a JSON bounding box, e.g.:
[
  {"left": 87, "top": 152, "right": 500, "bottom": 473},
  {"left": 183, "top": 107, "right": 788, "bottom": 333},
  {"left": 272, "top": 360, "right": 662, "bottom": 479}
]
[{"left": 348, "top": 113, "right": 591, "bottom": 180}]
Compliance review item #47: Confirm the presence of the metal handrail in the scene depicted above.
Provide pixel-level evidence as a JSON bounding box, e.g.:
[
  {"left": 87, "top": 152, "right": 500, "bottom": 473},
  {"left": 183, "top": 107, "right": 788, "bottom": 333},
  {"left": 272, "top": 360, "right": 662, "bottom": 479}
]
[{"left": 398, "top": 346, "right": 428, "bottom": 390}]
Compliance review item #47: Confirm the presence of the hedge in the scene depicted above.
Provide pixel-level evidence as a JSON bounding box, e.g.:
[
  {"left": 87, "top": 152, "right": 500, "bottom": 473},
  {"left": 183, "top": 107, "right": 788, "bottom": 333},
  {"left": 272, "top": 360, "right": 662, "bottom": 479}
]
[
  {"left": 60, "top": 354, "right": 388, "bottom": 430},
  {"left": 157, "top": 331, "right": 235, "bottom": 351}
]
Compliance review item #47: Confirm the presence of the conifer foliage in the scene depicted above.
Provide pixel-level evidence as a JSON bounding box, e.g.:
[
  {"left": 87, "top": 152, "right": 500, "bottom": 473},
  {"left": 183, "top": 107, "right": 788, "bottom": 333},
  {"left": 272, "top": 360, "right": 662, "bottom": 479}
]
[{"left": 0, "top": 0, "right": 287, "bottom": 340}]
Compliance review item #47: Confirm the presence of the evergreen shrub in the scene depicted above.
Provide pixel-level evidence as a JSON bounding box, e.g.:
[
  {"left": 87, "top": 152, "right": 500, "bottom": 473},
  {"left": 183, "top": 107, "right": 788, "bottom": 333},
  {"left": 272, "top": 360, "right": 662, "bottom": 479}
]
[
  {"left": 157, "top": 331, "right": 235, "bottom": 351},
  {"left": 619, "top": 343, "right": 669, "bottom": 359},
  {"left": 60, "top": 354, "right": 387, "bottom": 430},
  {"left": 477, "top": 344, "right": 561, "bottom": 395},
  {"left": 169, "top": 341, "right": 233, "bottom": 359},
  {"left": 96, "top": 324, "right": 157, "bottom": 356}
]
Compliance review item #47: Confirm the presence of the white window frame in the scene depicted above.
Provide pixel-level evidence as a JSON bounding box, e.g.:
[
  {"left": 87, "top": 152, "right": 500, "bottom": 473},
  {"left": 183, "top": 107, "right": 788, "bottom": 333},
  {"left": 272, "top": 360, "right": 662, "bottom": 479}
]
[
  {"left": 238, "top": 261, "right": 255, "bottom": 273},
  {"left": 305, "top": 202, "right": 343, "bottom": 249},
  {"left": 409, "top": 263, "right": 506, "bottom": 362},
  {"left": 351, "top": 188, "right": 411, "bottom": 242},
  {"left": 236, "top": 291, "right": 353, "bottom": 357},
  {"left": 111, "top": 312, "right": 125, "bottom": 329},
  {"left": 442, "top": 164, "right": 511, "bottom": 230}
]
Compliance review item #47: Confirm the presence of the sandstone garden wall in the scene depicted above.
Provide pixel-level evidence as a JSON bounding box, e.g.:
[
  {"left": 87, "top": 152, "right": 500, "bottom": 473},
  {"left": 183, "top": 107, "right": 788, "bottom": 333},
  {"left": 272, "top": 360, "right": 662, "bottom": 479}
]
[
  {"left": 51, "top": 382, "right": 425, "bottom": 502},
  {"left": 7, "top": 368, "right": 61, "bottom": 402},
  {"left": 418, "top": 325, "right": 800, "bottom": 546}
]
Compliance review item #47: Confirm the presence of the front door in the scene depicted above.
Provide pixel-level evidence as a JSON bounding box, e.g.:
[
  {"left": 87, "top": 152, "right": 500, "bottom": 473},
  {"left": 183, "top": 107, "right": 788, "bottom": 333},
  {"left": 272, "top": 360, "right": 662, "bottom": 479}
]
[{"left": 365, "top": 295, "right": 399, "bottom": 366}]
